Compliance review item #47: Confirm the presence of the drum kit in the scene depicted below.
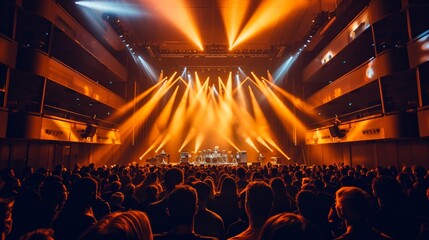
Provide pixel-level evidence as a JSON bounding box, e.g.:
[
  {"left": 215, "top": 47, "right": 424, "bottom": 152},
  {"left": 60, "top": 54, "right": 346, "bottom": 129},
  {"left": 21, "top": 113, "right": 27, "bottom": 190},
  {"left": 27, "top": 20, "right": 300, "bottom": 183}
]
[{"left": 194, "top": 146, "right": 235, "bottom": 165}]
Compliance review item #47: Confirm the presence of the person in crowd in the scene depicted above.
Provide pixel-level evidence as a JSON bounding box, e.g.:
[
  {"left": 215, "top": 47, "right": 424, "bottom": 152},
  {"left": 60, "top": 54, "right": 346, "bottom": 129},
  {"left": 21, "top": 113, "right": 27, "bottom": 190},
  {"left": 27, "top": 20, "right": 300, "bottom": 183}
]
[
  {"left": 52, "top": 177, "right": 98, "bottom": 240},
  {"left": 269, "top": 177, "right": 293, "bottom": 215},
  {"left": 235, "top": 168, "right": 248, "bottom": 194},
  {"left": 409, "top": 166, "right": 429, "bottom": 217},
  {"left": 39, "top": 176, "right": 68, "bottom": 228},
  {"left": 154, "top": 185, "right": 218, "bottom": 240},
  {"left": 296, "top": 190, "right": 332, "bottom": 239},
  {"left": 259, "top": 212, "right": 324, "bottom": 240},
  {"left": 282, "top": 173, "right": 298, "bottom": 201},
  {"left": 0, "top": 172, "right": 20, "bottom": 199},
  {"left": 80, "top": 210, "right": 153, "bottom": 240},
  {"left": 214, "top": 177, "right": 240, "bottom": 231},
  {"left": 203, "top": 177, "right": 217, "bottom": 211},
  {"left": 228, "top": 181, "right": 273, "bottom": 240},
  {"left": 101, "top": 180, "right": 121, "bottom": 202},
  {"left": 8, "top": 172, "right": 45, "bottom": 239},
  {"left": 371, "top": 175, "right": 420, "bottom": 240},
  {"left": 194, "top": 182, "right": 225, "bottom": 240},
  {"left": 334, "top": 186, "right": 393, "bottom": 240},
  {"left": 18, "top": 228, "right": 54, "bottom": 240},
  {"left": 122, "top": 183, "right": 138, "bottom": 210},
  {"left": 145, "top": 167, "right": 184, "bottom": 234},
  {"left": 0, "top": 198, "right": 13, "bottom": 240},
  {"left": 109, "top": 192, "right": 126, "bottom": 212},
  {"left": 93, "top": 190, "right": 111, "bottom": 221},
  {"left": 226, "top": 191, "right": 248, "bottom": 239},
  {"left": 136, "top": 185, "right": 158, "bottom": 211}
]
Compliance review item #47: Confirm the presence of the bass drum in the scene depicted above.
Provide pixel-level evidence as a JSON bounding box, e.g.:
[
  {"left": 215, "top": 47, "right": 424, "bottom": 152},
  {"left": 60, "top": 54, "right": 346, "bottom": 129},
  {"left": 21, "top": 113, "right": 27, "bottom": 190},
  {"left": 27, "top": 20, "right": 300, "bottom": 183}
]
[{"left": 212, "top": 157, "right": 218, "bottom": 164}]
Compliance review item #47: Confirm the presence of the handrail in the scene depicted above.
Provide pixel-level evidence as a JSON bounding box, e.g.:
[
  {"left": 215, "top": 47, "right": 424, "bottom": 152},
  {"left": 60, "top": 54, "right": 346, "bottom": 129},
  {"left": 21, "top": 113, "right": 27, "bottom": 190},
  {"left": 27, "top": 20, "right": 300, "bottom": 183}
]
[
  {"left": 44, "top": 104, "right": 118, "bottom": 128},
  {"left": 309, "top": 104, "right": 382, "bottom": 128}
]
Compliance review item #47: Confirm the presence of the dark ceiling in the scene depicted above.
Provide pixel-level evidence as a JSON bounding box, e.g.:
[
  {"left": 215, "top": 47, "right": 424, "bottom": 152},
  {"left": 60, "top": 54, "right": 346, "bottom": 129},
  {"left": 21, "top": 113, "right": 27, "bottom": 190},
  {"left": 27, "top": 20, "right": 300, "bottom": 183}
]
[
  {"left": 64, "top": 0, "right": 341, "bottom": 56},
  {"left": 59, "top": 0, "right": 340, "bottom": 75}
]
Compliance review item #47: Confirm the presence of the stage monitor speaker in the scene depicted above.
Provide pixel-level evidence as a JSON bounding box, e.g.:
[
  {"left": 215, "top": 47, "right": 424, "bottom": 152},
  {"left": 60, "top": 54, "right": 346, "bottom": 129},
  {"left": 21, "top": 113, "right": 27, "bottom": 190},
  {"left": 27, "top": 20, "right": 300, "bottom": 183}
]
[
  {"left": 81, "top": 124, "right": 97, "bottom": 138},
  {"left": 238, "top": 151, "right": 247, "bottom": 164},
  {"left": 180, "top": 152, "right": 190, "bottom": 163}
]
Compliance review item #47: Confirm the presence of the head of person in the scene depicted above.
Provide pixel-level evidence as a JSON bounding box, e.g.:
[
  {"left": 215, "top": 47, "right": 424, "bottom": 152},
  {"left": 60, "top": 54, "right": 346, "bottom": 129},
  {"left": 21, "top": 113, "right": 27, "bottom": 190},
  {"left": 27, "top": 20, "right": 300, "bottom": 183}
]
[
  {"left": 110, "top": 192, "right": 125, "bottom": 206},
  {"left": 259, "top": 213, "right": 320, "bottom": 240},
  {"left": 219, "top": 176, "right": 238, "bottom": 196},
  {"left": 164, "top": 168, "right": 184, "bottom": 193},
  {"left": 270, "top": 177, "right": 285, "bottom": 196},
  {"left": 69, "top": 177, "right": 98, "bottom": 208},
  {"left": 296, "top": 190, "right": 318, "bottom": 220},
  {"left": 245, "top": 181, "right": 274, "bottom": 226},
  {"left": 193, "top": 181, "right": 210, "bottom": 204},
  {"left": 19, "top": 228, "right": 54, "bottom": 240},
  {"left": 80, "top": 210, "right": 153, "bottom": 240},
  {"left": 335, "top": 186, "right": 372, "bottom": 225},
  {"left": 40, "top": 180, "right": 68, "bottom": 208},
  {"left": 237, "top": 167, "right": 246, "bottom": 180},
  {"left": 372, "top": 175, "right": 402, "bottom": 206},
  {"left": 0, "top": 198, "right": 14, "bottom": 238},
  {"left": 167, "top": 185, "right": 198, "bottom": 226}
]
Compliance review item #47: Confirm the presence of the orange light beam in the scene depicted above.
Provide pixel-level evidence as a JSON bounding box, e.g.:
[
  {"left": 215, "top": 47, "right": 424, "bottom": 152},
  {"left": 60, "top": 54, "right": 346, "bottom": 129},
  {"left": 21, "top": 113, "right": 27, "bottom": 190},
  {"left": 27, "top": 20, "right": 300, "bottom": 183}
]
[
  {"left": 256, "top": 136, "right": 273, "bottom": 152},
  {"left": 244, "top": 136, "right": 259, "bottom": 153},
  {"left": 148, "top": 0, "right": 203, "bottom": 50},
  {"left": 250, "top": 72, "right": 307, "bottom": 135},
  {"left": 179, "top": 128, "right": 197, "bottom": 152},
  {"left": 119, "top": 75, "right": 179, "bottom": 139},
  {"left": 231, "top": 0, "right": 307, "bottom": 49},
  {"left": 265, "top": 74, "right": 318, "bottom": 118},
  {"left": 219, "top": 0, "right": 250, "bottom": 49},
  {"left": 147, "top": 86, "right": 180, "bottom": 143},
  {"left": 155, "top": 133, "right": 172, "bottom": 153},
  {"left": 109, "top": 77, "right": 166, "bottom": 121}
]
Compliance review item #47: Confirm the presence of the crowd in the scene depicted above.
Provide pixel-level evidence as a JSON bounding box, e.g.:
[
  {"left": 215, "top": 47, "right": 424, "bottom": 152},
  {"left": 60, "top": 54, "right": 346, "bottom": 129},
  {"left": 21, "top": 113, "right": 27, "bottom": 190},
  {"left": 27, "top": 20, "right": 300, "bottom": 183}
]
[{"left": 0, "top": 162, "right": 428, "bottom": 240}]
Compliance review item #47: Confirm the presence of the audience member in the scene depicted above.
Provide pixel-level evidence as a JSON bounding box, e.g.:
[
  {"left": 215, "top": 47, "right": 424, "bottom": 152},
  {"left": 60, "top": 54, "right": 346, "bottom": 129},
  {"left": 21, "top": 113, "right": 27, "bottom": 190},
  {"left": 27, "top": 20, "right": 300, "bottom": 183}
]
[
  {"left": 214, "top": 177, "right": 240, "bottom": 231},
  {"left": 110, "top": 192, "right": 125, "bottom": 212},
  {"left": 0, "top": 198, "right": 13, "bottom": 240},
  {"left": 154, "top": 185, "right": 217, "bottom": 240},
  {"left": 122, "top": 183, "right": 138, "bottom": 210},
  {"left": 269, "top": 177, "right": 293, "bottom": 215},
  {"left": 194, "top": 182, "right": 225, "bottom": 240},
  {"left": 145, "top": 167, "right": 184, "bottom": 234},
  {"left": 52, "top": 177, "right": 98, "bottom": 240},
  {"left": 235, "top": 168, "right": 248, "bottom": 194},
  {"left": 371, "top": 175, "right": 420, "bottom": 240},
  {"left": 228, "top": 180, "right": 273, "bottom": 240},
  {"left": 8, "top": 173, "right": 45, "bottom": 239},
  {"left": 80, "top": 210, "right": 153, "bottom": 240},
  {"left": 39, "top": 177, "right": 68, "bottom": 228},
  {"left": 259, "top": 212, "right": 324, "bottom": 240},
  {"left": 334, "top": 186, "right": 393, "bottom": 240},
  {"left": 18, "top": 228, "right": 54, "bottom": 240}
]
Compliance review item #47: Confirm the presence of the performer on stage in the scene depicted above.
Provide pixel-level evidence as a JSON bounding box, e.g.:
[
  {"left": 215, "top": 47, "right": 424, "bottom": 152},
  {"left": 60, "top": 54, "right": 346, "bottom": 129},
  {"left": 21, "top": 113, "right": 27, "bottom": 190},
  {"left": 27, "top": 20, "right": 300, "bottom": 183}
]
[
  {"left": 257, "top": 153, "right": 265, "bottom": 165},
  {"left": 158, "top": 150, "right": 169, "bottom": 164}
]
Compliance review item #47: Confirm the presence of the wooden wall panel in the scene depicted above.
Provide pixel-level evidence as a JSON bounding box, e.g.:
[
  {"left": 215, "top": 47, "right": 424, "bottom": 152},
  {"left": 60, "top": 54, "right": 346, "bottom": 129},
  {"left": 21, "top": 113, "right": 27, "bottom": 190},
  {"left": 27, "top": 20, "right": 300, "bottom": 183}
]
[
  {"left": 350, "top": 142, "right": 376, "bottom": 168},
  {"left": 375, "top": 142, "right": 399, "bottom": 167}
]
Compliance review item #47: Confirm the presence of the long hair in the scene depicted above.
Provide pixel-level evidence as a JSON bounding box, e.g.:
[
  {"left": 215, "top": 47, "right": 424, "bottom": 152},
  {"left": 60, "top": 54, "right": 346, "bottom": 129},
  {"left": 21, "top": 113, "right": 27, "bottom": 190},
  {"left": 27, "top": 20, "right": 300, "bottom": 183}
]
[{"left": 80, "top": 211, "right": 153, "bottom": 240}]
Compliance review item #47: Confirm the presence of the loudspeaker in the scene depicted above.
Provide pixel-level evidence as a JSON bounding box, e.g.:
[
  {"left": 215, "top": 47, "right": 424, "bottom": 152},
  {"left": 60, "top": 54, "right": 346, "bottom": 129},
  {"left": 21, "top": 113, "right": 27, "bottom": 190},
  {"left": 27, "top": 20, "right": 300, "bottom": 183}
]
[
  {"left": 81, "top": 124, "right": 97, "bottom": 138},
  {"left": 329, "top": 125, "right": 346, "bottom": 138},
  {"left": 180, "top": 152, "right": 190, "bottom": 163},
  {"left": 238, "top": 151, "right": 247, "bottom": 164}
]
